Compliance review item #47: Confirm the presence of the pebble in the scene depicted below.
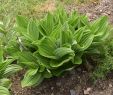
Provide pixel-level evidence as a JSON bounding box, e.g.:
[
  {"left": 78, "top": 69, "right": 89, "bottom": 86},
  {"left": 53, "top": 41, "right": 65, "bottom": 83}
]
[
  {"left": 100, "top": 9, "right": 103, "bottom": 12},
  {"left": 109, "top": 84, "right": 112, "bottom": 88},
  {"left": 84, "top": 87, "right": 92, "bottom": 95},
  {"left": 51, "top": 93, "right": 54, "bottom": 95},
  {"left": 70, "top": 89, "right": 76, "bottom": 95},
  {"left": 51, "top": 87, "right": 54, "bottom": 90}
]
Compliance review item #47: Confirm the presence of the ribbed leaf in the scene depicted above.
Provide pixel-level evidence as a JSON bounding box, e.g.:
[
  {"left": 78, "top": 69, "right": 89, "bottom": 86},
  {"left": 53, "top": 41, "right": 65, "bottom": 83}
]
[
  {"left": 3, "top": 64, "right": 22, "bottom": 77},
  {"left": 33, "top": 52, "right": 51, "bottom": 69},
  {"left": 18, "top": 52, "right": 37, "bottom": 63},
  {"left": 50, "top": 55, "right": 73, "bottom": 68},
  {"left": 38, "top": 37, "right": 57, "bottom": 59},
  {"left": 39, "top": 13, "right": 54, "bottom": 36},
  {"left": 58, "top": 8, "right": 68, "bottom": 24},
  {"left": 21, "top": 69, "right": 43, "bottom": 87},
  {"left": 0, "top": 79, "right": 11, "bottom": 89},
  {"left": 54, "top": 47, "right": 74, "bottom": 59},
  {"left": 16, "top": 15, "right": 28, "bottom": 28},
  {"left": 27, "top": 20, "right": 39, "bottom": 41},
  {"left": 61, "top": 23, "right": 73, "bottom": 45},
  {"left": 52, "top": 62, "right": 75, "bottom": 76},
  {"left": 0, "top": 58, "right": 16, "bottom": 74},
  {"left": 76, "top": 30, "right": 94, "bottom": 51},
  {"left": 74, "top": 27, "right": 84, "bottom": 43},
  {"left": 49, "top": 22, "right": 62, "bottom": 39},
  {"left": 0, "top": 86, "right": 11, "bottom": 95},
  {"left": 80, "top": 15, "right": 89, "bottom": 26},
  {"left": 46, "top": 13, "right": 54, "bottom": 34}
]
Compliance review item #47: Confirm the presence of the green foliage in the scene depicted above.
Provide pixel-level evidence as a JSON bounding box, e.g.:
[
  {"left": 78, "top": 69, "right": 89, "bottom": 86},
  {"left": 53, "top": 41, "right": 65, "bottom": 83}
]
[
  {"left": 6, "top": 8, "right": 111, "bottom": 87},
  {"left": 0, "top": 22, "right": 22, "bottom": 95},
  {"left": 0, "top": 86, "right": 11, "bottom": 95},
  {"left": 1, "top": 0, "right": 112, "bottom": 93},
  {"left": 92, "top": 38, "right": 113, "bottom": 79}
]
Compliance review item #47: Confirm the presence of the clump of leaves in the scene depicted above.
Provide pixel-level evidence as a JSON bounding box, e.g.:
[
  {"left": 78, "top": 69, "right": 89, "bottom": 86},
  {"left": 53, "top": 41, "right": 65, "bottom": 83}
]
[
  {"left": 0, "top": 22, "right": 22, "bottom": 95},
  {"left": 8, "top": 8, "right": 112, "bottom": 87},
  {"left": 0, "top": 47, "right": 22, "bottom": 95}
]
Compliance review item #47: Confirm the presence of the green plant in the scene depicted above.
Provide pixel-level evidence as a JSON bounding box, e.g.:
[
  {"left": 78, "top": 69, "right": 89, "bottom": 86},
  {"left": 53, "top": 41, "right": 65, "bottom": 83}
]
[
  {"left": 0, "top": 47, "right": 22, "bottom": 95},
  {"left": 7, "top": 8, "right": 112, "bottom": 87},
  {"left": 0, "top": 22, "right": 22, "bottom": 95}
]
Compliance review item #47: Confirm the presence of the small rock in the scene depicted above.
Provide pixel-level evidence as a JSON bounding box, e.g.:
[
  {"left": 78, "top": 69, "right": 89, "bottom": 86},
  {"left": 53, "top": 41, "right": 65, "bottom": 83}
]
[
  {"left": 100, "top": 9, "right": 103, "bottom": 12},
  {"left": 84, "top": 88, "right": 92, "bottom": 95},
  {"left": 86, "top": 13, "right": 92, "bottom": 17},
  {"left": 51, "top": 87, "right": 54, "bottom": 90},
  {"left": 87, "top": 88, "right": 92, "bottom": 92},
  {"left": 100, "top": 92, "right": 103, "bottom": 94},
  {"left": 109, "top": 84, "right": 112, "bottom": 88},
  {"left": 51, "top": 93, "right": 54, "bottom": 95},
  {"left": 101, "top": 13, "right": 108, "bottom": 16},
  {"left": 107, "top": 11, "right": 111, "bottom": 15},
  {"left": 84, "top": 90, "right": 89, "bottom": 95},
  {"left": 70, "top": 89, "right": 76, "bottom": 95}
]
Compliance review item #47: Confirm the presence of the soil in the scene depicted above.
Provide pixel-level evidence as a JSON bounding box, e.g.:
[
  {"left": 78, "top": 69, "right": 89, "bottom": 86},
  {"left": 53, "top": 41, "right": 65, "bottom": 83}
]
[{"left": 11, "top": 0, "right": 113, "bottom": 95}]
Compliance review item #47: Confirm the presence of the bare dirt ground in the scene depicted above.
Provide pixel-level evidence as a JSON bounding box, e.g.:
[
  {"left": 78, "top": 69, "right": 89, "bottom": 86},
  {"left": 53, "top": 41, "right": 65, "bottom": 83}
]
[{"left": 11, "top": 0, "right": 113, "bottom": 95}]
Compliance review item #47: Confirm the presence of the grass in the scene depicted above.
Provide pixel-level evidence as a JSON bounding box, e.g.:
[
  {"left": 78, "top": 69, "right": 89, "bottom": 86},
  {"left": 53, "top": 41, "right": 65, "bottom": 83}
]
[
  {"left": 0, "top": 0, "right": 47, "bottom": 20},
  {"left": 0, "top": 0, "right": 100, "bottom": 21}
]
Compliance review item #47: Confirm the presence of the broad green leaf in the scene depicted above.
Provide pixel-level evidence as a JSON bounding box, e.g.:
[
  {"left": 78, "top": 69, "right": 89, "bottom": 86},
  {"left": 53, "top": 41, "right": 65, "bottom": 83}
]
[
  {"left": 38, "top": 37, "right": 57, "bottom": 59},
  {"left": 68, "top": 11, "right": 78, "bottom": 26},
  {"left": 49, "top": 22, "right": 62, "bottom": 39},
  {"left": 3, "top": 64, "right": 22, "bottom": 77},
  {"left": 0, "top": 86, "right": 11, "bottom": 95},
  {"left": 79, "top": 33, "right": 94, "bottom": 51},
  {"left": 39, "top": 13, "right": 54, "bottom": 36},
  {"left": 99, "top": 26, "right": 111, "bottom": 41},
  {"left": 61, "top": 23, "right": 73, "bottom": 45},
  {"left": 58, "top": 8, "right": 68, "bottom": 24},
  {"left": 0, "top": 79, "right": 11, "bottom": 88},
  {"left": 54, "top": 47, "right": 74, "bottom": 59},
  {"left": 16, "top": 15, "right": 28, "bottom": 28},
  {"left": 33, "top": 52, "right": 51, "bottom": 69},
  {"left": 72, "top": 56, "right": 82, "bottom": 65},
  {"left": 50, "top": 55, "right": 73, "bottom": 68},
  {"left": 38, "top": 20, "right": 47, "bottom": 36},
  {"left": 52, "top": 61, "right": 75, "bottom": 76},
  {"left": 46, "top": 13, "right": 54, "bottom": 34},
  {"left": 16, "top": 26, "right": 31, "bottom": 41},
  {"left": 91, "top": 16, "right": 108, "bottom": 36},
  {"left": 21, "top": 69, "right": 43, "bottom": 87},
  {"left": 0, "top": 58, "right": 16, "bottom": 74},
  {"left": 74, "top": 27, "right": 85, "bottom": 43},
  {"left": 95, "top": 16, "right": 108, "bottom": 35},
  {"left": 18, "top": 51, "right": 39, "bottom": 67},
  {"left": 27, "top": 20, "right": 39, "bottom": 41},
  {"left": 80, "top": 15, "right": 89, "bottom": 26}
]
